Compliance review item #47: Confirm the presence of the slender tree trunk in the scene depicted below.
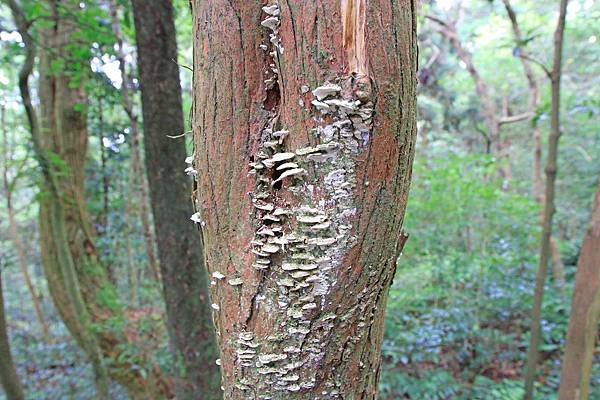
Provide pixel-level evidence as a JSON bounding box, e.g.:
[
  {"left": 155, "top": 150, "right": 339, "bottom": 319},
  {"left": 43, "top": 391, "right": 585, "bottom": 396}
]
[
  {"left": 0, "top": 272, "right": 25, "bottom": 400},
  {"left": 502, "top": 0, "right": 566, "bottom": 293},
  {"left": 130, "top": 0, "right": 221, "bottom": 398},
  {"left": 8, "top": 0, "right": 170, "bottom": 397},
  {"left": 108, "top": 0, "right": 160, "bottom": 282},
  {"left": 557, "top": 176, "right": 600, "bottom": 400},
  {"left": 1, "top": 106, "right": 50, "bottom": 340},
  {"left": 523, "top": 0, "right": 569, "bottom": 397},
  {"left": 191, "top": 1, "right": 417, "bottom": 398}
]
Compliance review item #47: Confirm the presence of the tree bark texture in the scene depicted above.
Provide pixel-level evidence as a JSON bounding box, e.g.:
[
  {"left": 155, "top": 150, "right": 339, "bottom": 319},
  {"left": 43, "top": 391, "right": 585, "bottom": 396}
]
[
  {"left": 191, "top": 1, "right": 417, "bottom": 398},
  {"left": 131, "top": 0, "right": 222, "bottom": 398},
  {"left": 0, "top": 272, "right": 25, "bottom": 400},
  {"left": 558, "top": 177, "right": 600, "bottom": 400}
]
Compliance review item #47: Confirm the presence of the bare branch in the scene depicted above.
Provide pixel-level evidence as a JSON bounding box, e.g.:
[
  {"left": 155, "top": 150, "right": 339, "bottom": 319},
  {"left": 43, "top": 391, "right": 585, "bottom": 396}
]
[{"left": 499, "top": 112, "right": 535, "bottom": 125}]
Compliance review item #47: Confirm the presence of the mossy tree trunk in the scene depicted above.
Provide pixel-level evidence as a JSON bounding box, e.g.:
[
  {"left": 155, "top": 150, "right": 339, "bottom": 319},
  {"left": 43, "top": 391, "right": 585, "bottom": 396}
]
[
  {"left": 558, "top": 177, "right": 600, "bottom": 400},
  {"left": 130, "top": 0, "right": 221, "bottom": 398},
  {"left": 9, "top": 0, "right": 171, "bottom": 397},
  {"left": 191, "top": 0, "right": 417, "bottom": 398}
]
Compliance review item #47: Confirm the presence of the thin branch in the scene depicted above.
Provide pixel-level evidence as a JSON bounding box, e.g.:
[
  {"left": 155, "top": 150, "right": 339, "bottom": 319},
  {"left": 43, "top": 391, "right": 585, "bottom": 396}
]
[
  {"left": 499, "top": 112, "right": 535, "bottom": 125},
  {"left": 518, "top": 53, "right": 552, "bottom": 80}
]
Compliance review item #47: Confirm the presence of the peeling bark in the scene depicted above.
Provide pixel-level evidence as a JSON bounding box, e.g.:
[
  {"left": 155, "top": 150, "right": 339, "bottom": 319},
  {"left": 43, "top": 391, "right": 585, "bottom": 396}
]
[{"left": 191, "top": 0, "right": 417, "bottom": 398}]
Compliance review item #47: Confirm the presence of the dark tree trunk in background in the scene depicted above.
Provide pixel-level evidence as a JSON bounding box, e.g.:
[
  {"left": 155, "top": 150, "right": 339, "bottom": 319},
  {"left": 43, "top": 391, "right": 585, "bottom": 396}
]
[
  {"left": 191, "top": 0, "right": 417, "bottom": 398},
  {"left": 131, "top": 1, "right": 221, "bottom": 398},
  {"left": 0, "top": 273, "right": 25, "bottom": 400},
  {"left": 558, "top": 177, "right": 600, "bottom": 400}
]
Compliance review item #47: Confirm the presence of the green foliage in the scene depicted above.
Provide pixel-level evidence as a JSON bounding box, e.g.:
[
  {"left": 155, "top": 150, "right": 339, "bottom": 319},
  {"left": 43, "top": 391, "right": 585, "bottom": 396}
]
[{"left": 380, "top": 154, "right": 581, "bottom": 398}]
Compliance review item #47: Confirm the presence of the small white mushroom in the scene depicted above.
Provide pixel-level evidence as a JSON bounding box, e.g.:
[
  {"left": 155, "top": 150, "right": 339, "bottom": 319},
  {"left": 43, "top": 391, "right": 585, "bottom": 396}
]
[
  {"left": 212, "top": 271, "right": 226, "bottom": 280},
  {"left": 287, "top": 384, "right": 301, "bottom": 392},
  {"left": 252, "top": 249, "right": 269, "bottom": 257},
  {"left": 272, "top": 168, "right": 306, "bottom": 185},
  {"left": 185, "top": 156, "right": 194, "bottom": 164},
  {"left": 211, "top": 304, "right": 220, "bottom": 311},
  {"left": 324, "top": 99, "right": 361, "bottom": 113},
  {"left": 257, "top": 226, "right": 276, "bottom": 236},
  {"left": 311, "top": 99, "right": 331, "bottom": 111},
  {"left": 291, "top": 271, "right": 311, "bottom": 279},
  {"left": 262, "top": 214, "right": 281, "bottom": 222},
  {"left": 282, "top": 263, "right": 299, "bottom": 271},
  {"left": 296, "top": 215, "right": 327, "bottom": 224},
  {"left": 269, "top": 152, "right": 296, "bottom": 163},
  {"left": 297, "top": 264, "right": 318, "bottom": 271},
  {"left": 215, "top": 358, "right": 221, "bottom": 366},
  {"left": 254, "top": 202, "right": 275, "bottom": 211},
  {"left": 276, "top": 162, "right": 299, "bottom": 171},
  {"left": 302, "top": 303, "right": 318, "bottom": 310},
  {"left": 307, "top": 237, "right": 337, "bottom": 246},
  {"left": 190, "top": 212, "right": 202, "bottom": 224},
  {"left": 228, "top": 278, "right": 244, "bottom": 286},
  {"left": 258, "top": 353, "right": 287, "bottom": 364},
  {"left": 262, "top": 4, "right": 280, "bottom": 16},
  {"left": 261, "top": 16, "right": 279, "bottom": 31},
  {"left": 262, "top": 243, "right": 280, "bottom": 254},
  {"left": 312, "top": 83, "right": 342, "bottom": 101},
  {"left": 295, "top": 146, "right": 320, "bottom": 156},
  {"left": 184, "top": 166, "right": 197, "bottom": 176}
]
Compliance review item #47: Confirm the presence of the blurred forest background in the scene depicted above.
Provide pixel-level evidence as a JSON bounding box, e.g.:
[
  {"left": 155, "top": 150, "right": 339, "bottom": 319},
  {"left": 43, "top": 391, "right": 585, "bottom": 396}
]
[{"left": 0, "top": 0, "right": 599, "bottom": 399}]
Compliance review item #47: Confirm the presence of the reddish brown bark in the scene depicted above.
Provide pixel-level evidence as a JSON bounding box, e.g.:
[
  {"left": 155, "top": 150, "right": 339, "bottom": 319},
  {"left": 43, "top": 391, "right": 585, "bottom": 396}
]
[
  {"left": 191, "top": 0, "right": 417, "bottom": 398},
  {"left": 558, "top": 177, "right": 600, "bottom": 400}
]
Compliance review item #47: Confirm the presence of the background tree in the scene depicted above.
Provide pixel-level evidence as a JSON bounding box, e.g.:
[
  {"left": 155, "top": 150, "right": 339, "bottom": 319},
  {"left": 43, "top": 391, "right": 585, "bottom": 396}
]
[
  {"left": 191, "top": 0, "right": 417, "bottom": 398},
  {"left": 130, "top": 0, "right": 221, "bottom": 398},
  {"left": 558, "top": 176, "right": 600, "bottom": 399},
  {"left": 6, "top": 0, "right": 170, "bottom": 397},
  {"left": 523, "top": 0, "right": 570, "bottom": 397},
  {"left": 0, "top": 270, "right": 25, "bottom": 400}
]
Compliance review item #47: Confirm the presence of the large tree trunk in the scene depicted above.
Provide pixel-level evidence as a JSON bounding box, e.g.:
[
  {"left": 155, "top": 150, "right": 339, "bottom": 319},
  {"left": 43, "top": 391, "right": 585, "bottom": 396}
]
[
  {"left": 108, "top": 0, "right": 160, "bottom": 283},
  {"left": 558, "top": 177, "right": 600, "bottom": 400},
  {"left": 0, "top": 272, "right": 25, "bottom": 400},
  {"left": 191, "top": 1, "right": 417, "bottom": 398},
  {"left": 130, "top": 0, "right": 221, "bottom": 398},
  {"left": 8, "top": 1, "right": 170, "bottom": 397}
]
